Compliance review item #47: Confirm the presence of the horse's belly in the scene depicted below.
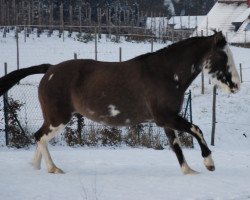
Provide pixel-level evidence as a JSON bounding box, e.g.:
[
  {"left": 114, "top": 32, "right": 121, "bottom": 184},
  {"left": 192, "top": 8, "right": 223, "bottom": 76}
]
[{"left": 78, "top": 100, "right": 152, "bottom": 126}]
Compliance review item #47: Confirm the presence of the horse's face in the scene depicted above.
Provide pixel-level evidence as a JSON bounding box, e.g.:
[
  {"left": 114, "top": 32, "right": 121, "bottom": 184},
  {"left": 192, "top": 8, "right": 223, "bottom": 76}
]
[{"left": 204, "top": 33, "right": 240, "bottom": 94}]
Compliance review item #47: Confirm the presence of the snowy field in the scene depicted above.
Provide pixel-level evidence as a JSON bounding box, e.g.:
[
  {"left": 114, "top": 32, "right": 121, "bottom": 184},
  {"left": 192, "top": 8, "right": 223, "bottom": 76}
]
[{"left": 0, "top": 30, "right": 250, "bottom": 200}]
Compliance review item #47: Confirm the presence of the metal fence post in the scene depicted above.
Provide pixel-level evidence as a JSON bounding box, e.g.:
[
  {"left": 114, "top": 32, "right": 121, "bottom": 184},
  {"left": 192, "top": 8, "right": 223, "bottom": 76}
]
[
  {"left": 239, "top": 63, "right": 243, "bottom": 83},
  {"left": 211, "top": 86, "right": 217, "bottom": 146},
  {"left": 119, "top": 47, "right": 122, "bottom": 62},
  {"left": 201, "top": 71, "right": 204, "bottom": 94}
]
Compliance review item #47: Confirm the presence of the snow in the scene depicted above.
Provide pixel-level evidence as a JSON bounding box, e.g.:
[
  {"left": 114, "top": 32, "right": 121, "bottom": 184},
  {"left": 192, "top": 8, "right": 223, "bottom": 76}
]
[
  {"left": 233, "top": 7, "right": 250, "bottom": 23},
  {"left": 0, "top": 30, "right": 250, "bottom": 200},
  {"left": 196, "top": 2, "right": 250, "bottom": 43}
]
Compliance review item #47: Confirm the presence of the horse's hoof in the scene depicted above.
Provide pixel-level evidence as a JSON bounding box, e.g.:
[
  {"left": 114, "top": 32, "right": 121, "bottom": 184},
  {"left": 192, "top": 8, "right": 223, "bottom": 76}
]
[
  {"left": 48, "top": 166, "right": 65, "bottom": 174},
  {"left": 206, "top": 165, "right": 215, "bottom": 171},
  {"left": 204, "top": 154, "right": 215, "bottom": 171}
]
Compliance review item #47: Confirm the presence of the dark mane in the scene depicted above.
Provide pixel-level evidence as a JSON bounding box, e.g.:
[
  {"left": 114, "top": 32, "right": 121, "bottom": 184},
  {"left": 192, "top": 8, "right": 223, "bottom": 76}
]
[{"left": 133, "top": 36, "right": 212, "bottom": 61}]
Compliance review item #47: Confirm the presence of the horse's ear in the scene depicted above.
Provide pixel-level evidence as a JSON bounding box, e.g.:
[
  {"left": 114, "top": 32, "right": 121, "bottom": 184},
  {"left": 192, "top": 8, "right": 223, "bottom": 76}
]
[{"left": 213, "top": 31, "right": 226, "bottom": 48}]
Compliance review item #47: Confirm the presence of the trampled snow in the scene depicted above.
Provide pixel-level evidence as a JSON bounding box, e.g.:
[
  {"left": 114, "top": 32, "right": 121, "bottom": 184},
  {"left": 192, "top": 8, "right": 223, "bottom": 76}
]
[{"left": 0, "top": 30, "right": 250, "bottom": 200}]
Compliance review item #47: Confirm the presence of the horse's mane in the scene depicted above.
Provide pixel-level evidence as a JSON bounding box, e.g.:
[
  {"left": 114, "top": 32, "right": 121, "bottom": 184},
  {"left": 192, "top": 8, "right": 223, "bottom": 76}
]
[{"left": 133, "top": 36, "right": 212, "bottom": 61}]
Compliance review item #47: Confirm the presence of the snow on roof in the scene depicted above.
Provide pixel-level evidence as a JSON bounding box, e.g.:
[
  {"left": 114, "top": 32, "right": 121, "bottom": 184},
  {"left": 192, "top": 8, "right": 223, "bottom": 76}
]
[
  {"left": 196, "top": 1, "right": 250, "bottom": 43},
  {"left": 233, "top": 7, "right": 250, "bottom": 23},
  {"left": 168, "top": 16, "right": 205, "bottom": 29}
]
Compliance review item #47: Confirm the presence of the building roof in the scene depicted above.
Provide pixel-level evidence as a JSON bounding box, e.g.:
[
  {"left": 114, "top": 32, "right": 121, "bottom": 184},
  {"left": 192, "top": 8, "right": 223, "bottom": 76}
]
[{"left": 195, "top": 1, "right": 250, "bottom": 43}]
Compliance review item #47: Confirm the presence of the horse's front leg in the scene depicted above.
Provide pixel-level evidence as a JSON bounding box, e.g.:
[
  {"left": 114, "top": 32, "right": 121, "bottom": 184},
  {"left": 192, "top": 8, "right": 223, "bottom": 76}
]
[{"left": 154, "top": 112, "right": 215, "bottom": 172}]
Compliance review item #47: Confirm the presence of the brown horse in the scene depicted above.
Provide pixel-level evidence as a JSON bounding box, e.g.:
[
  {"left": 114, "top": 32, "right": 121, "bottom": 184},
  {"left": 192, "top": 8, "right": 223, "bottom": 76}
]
[{"left": 0, "top": 32, "right": 240, "bottom": 174}]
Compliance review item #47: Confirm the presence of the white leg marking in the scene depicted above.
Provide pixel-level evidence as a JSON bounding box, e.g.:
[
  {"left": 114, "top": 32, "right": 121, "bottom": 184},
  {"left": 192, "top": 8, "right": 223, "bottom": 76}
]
[
  {"left": 181, "top": 160, "right": 199, "bottom": 175},
  {"left": 39, "top": 124, "right": 65, "bottom": 173},
  {"left": 204, "top": 154, "right": 215, "bottom": 171},
  {"left": 32, "top": 147, "right": 42, "bottom": 170},
  {"left": 191, "top": 125, "right": 207, "bottom": 145},
  {"left": 173, "top": 131, "right": 181, "bottom": 146}
]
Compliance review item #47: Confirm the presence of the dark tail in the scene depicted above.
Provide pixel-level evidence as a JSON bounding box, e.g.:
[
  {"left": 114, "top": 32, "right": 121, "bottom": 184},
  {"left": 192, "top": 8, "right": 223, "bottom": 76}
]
[{"left": 0, "top": 64, "right": 52, "bottom": 96}]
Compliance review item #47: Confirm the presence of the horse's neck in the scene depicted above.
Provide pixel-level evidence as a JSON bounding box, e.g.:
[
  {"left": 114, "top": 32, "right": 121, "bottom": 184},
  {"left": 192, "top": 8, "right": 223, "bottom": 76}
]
[{"left": 150, "top": 40, "right": 211, "bottom": 90}]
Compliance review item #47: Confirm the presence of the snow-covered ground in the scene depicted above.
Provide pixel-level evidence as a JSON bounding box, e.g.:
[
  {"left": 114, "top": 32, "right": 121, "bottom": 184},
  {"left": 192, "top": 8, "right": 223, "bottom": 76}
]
[{"left": 0, "top": 30, "right": 250, "bottom": 200}]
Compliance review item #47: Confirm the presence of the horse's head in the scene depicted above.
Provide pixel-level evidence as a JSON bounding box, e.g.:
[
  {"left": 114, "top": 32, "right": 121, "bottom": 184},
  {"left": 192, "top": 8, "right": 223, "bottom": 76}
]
[{"left": 203, "top": 31, "right": 240, "bottom": 94}]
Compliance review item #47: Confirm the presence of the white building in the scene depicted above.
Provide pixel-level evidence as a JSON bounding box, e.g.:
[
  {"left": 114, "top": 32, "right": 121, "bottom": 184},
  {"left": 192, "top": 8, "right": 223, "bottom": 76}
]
[{"left": 196, "top": 0, "right": 250, "bottom": 44}]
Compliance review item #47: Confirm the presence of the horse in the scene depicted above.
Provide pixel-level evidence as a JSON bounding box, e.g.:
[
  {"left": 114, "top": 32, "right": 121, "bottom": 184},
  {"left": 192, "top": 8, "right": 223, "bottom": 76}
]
[{"left": 0, "top": 31, "right": 240, "bottom": 174}]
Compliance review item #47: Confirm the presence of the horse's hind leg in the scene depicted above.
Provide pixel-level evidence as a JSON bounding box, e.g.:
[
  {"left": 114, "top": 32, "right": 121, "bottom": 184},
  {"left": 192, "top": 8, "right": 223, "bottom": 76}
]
[
  {"left": 33, "top": 123, "right": 65, "bottom": 173},
  {"left": 164, "top": 128, "right": 198, "bottom": 175}
]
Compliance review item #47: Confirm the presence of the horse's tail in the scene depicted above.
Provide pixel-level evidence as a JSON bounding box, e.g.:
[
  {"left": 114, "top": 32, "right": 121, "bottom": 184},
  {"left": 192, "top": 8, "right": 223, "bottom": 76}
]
[{"left": 0, "top": 64, "right": 52, "bottom": 96}]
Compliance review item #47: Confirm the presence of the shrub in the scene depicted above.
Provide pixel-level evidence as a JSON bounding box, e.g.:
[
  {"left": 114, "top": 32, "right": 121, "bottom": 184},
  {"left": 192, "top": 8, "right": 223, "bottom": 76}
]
[{"left": 6, "top": 98, "right": 31, "bottom": 148}]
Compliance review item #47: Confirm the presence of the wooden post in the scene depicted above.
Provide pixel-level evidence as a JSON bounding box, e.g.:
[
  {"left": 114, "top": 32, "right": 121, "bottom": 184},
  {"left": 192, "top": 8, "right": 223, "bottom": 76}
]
[
  {"left": 95, "top": 27, "right": 97, "bottom": 61},
  {"left": 3, "top": 63, "right": 9, "bottom": 146},
  {"left": 119, "top": 47, "right": 122, "bottom": 62},
  {"left": 239, "top": 63, "right": 243, "bottom": 83},
  {"left": 50, "top": 2, "right": 54, "bottom": 30},
  {"left": 201, "top": 71, "right": 204, "bottom": 94},
  {"left": 60, "top": 2, "right": 64, "bottom": 35},
  {"left": 79, "top": 6, "right": 82, "bottom": 34},
  {"left": 151, "top": 36, "right": 153, "bottom": 53},
  {"left": 211, "top": 86, "right": 217, "bottom": 146},
  {"left": 69, "top": 4, "right": 73, "bottom": 33},
  {"left": 16, "top": 27, "right": 20, "bottom": 71}
]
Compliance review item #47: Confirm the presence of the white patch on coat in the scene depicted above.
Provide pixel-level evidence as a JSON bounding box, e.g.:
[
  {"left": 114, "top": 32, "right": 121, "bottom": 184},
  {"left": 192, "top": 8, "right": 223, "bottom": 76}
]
[
  {"left": 41, "top": 124, "right": 65, "bottom": 142},
  {"left": 174, "top": 74, "right": 179, "bottom": 81},
  {"left": 108, "top": 105, "right": 120, "bottom": 117},
  {"left": 48, "top": 74, "right": 54, "bottom": 81},
  {"left": 191, "top": 125, "right": 206, "bottom": 145}
]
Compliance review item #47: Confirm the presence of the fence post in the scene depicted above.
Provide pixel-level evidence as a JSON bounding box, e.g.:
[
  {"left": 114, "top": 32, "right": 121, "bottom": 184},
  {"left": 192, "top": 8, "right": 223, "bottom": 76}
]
[
  {"left": 211, "top": 86, "right": 217, "bottom": 146},
  {"left": 74, "top": 53, "right": 84, "bottom": 145},
  {"left": 95, "top": 27, "right": 97, "bottom": 61},
  {"left": 119, "top": 47, "right": 122, "bottom": 62},
  {"left": 3, "top": 63, "right": 9, "bottom": 146},
  {"left": 16, "top": 27, "right": 20, "bottom": 71},
  {"left": 24, "top": 26, "right": 26, "bottom": 43},
  {"left": 201, "top": 71, "right": 204, "bottom": 94},
  {"left": 239, "top": 63, "right": 243, "bottom": 83},
  {"left": 151, "top": 36, "right": 153, "bottom": 53}
]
